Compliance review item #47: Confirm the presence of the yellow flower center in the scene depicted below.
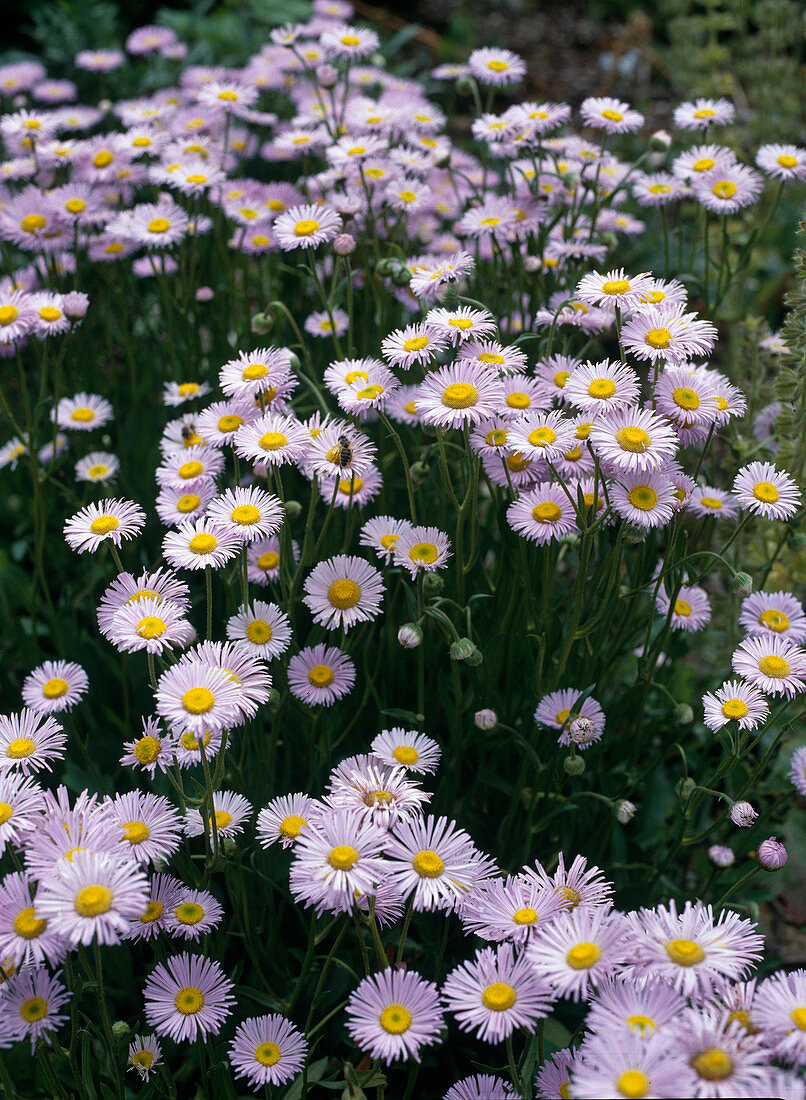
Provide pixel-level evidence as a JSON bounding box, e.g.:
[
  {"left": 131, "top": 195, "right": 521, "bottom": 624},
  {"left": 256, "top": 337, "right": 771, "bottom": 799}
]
[
  {"left": 693, "top": 108, "right": 716, "bottom": 119},
  {"left": 645, "top": 327, "right": 672, "bottom": 349},
  {"left": 214, "top": 810, "right": 232, "bottom": 829},
  {"left": 175, "top": 987, "right": 204, "bottom": 1015},
  {"left": 0, "top": 305, "right": 19, "bottom": 325},
  {"left": 90, "top": 515, "right": 119, "bottom": 536},
  {"left": 137, "top": 616, "right": 166, "bottom": 639},
  {"left": 628, "top": 485, "right": 658, "bottom": 511},
  {"left": 6, "top": 738, "right": 35, "bottom": 758},
  {"left": 615, "top": 426, "right": 651, "bottom": 453},
  {"left": 134, "top": 736, "right": 161, "bottom": 764},
  {"left": 246, "top": 620, "right": 272, "bottom": 644},
  {"left": 412, "top": 849, "right": 444, "bottom": 877},
  {"left": 280, "top": 814, "right": 307, "bottom": 838},
  {"left": 74, "top": 885, "right": 113, "bottom": 917},
  {"left": 442, "top": 382, "right": 478, "bottom": 409},
  {"left": 141, "top": 900, "right": 164, "bottom": 923},
  {"left": 566, "top": 942, "right": 602, "bottom": 969},
  {"left": 255, "top": 1042, "right": 281, "bottom": 1066},
  {"left": 690, "top": 1049, "right": 732, "bottom": 1080},
  {"left": 87, "top": 465, "right": 108, "bottom": 479},
  {"left": 712, "top": 180, "right": 737, "bottom": 199},
  {"left": 148, "top": 218, "right": 171, "bottom": 234},
  {"left": 791, "top": 1007, "right": 806, "bottom": 1030},
  {"left": 182, "top": 687, "right": 215, "bottom": 714},
  {"left": 506, "top": 392, "right": 530, "bottom": 409},
  {"left": 778, "top": 155, "right": 798, "bottom": 168},
  {"left": 13, "top": 907, "right": 47, "bottom": 939},
  {"left": 217, "top": 415, "right": 242, "bottom": 433},
  {"left": 485, "top": 429, "right": 508, "bottom": 447},
  {"left": 294, "top": 219, "right": 319, "bottom": 236},
  {"left": 601, "top": 279, "right": 631, "bottom": 295},
  {"left": 693, "top": 157, "right": 715, "bottom": 171},
  {"left": 528, "top": 426, "right": 556, "bottom": 447},
  {"left": 380, "top": 1004, "right": 412, "bottom": 1033},
  {"left": 189, "top": 533, "right": 218, "bottom": 555},
  {"left": 403, "top": 335, "right": 429, "bottom": 353},
  {"left": 700, "top": 496, "right": 722, "bottom": 509},
  {"left": 122, "top": 820, "right": 150, "bottom": 844},
  {"left": 308, "top": 664, "right": 335, "bottom": 688},
  {"left": 357, "top": 385, "right": 383, "bottom": 401},
  {"left": 175, "top": 902, "right": 205, "bottom": 925},
  {"left": 626, "top": 1013, "right": 656, "bottom": 1035},
  {"left": 20, "top": 997, "right": 48, "bottom": 1023},
  {"left": 649, "top": 184, "right": 671, "bottom": 194},
  {"left": 758, "top": 655, "right": 790, "bottom": 678},
  {"left": 559, "top": 1085, "right": 571, "bottom": 1100},
  {"left": 479, "top": 352, "right": 505, "bottom": 365},
  {"left": 601, "top": 109, "right": 624, "bottom": 121},
  {"left": 341, "top": 34, "right": 361, "bottom": 45},
  {"left": 328, "top": 844, "right": 359, "bottom": 870},
  {"left": 753, "top": 481, "right": 779, "bottom": 503},
  {"left": 532, "top": 502, "right": 562, "bottom": 524},
  {"left": 487, "top": 59, "right": 509, "bottom": 72},
  {"left": 179, "top": 461, "right": 204, "bottom": 479},
  {"left": 616, "top": 1070, "right": 649, "bottom": 1099},
  {"left": 231, "top": 504, "right": 261, "bottom": 526},
  {"left": 673, "top": 386, "right": 700, "bottom": 410},
  {"left": 759, "top": 609, "right": 789, "bottom": 632},
  {"left": 21, "top": 214, "right": 47, "bottom": 233},
  {"left": 408, "top": 542, "right": 439, "bottom": 565},
  {"left": 665, "top": 938, "right": 705, "bottom": 965},
  {"left": 588, "top": 378, "right": 616, "bottom": 399},
  {"left": 674, "top": 599, "right": 691, "bottom": 617},
  {"left": 132, "top": 1050, "right": 154, "bottom": 1069},
  {"left": 42, "top": 677, "right": 69, "bottom": 699},
  {"left": 242, "top": 363, "right": 268, "bottom": 381},
  {"left": 258, "top": 551, "right": 279, "bottom": 572},
  {"left": 399, "top": 190, "right": 417, "bottom": 203},
  {"left": 259, "top": 431, "right": 288, "bottom": 451},
  {"left": 328, "top": 578, "right": 362, "bottom": 609},
  {"left": 380, "top": 534, "right": 399, "bottom": 550},
  {"left": 0, "top": 801, "right": 13, "bottom": 826},
  {"left": 482, "top": 982, "right": 517, "bottom": 1011},
  {"left": 177, "top": 494, "right": 201, "bottom": 513},
  {"left": 721, "top": 698, "right": 748, "bottom": 719},
  {"left": 392, "top": 745, "right": 419, "bottom": 766},
  {"left": 512, "top": 907, "right": 537, "bottom": 925}
]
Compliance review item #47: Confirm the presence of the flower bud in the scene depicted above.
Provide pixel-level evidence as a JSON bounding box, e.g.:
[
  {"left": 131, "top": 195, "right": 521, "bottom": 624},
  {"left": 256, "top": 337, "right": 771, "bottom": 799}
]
[
  {"left": 316, "top": 63, "right": 339, "bottom": 88},
  {"left": 111, "top": 1020, "right": 130, "bottom": 1040},
  {"left": 455, "top": 74, "right": 476, "bottom": 95},
  {"left": 599, "top": 231, "right": 618, "bottom": 249},
  {"left": 788, "top": 532, "right": 806, "bottom": 550},
  {"left": 251, "top": 311, "right": 273, "bottom": 335},
  {"left": 410, "top": 460, "right": 430, "bottom": 484},
  {"left": 286, "top": 352, "right": 301, "bottom": 371},
  {"left": 375, "top": 257, "right": 400, "bottom": 277},
  {"left": 615, "top": 799, "right": 636, "bottom": 824},
  {"left": 464, "top": 644, "right": 483, "bottom": 667},
  {"left": 649, "top": 129, "right": 672, "bottom": 151},
  {"left": 758, "top": 836, "right": 788, "bottom": 870},
  {"left": 397, "top": 623, "right": 422, "bottom": 649},
  {"left": 674, "top": 703, "right": 694, "bottom": 725},
  {"left": 267, "top": 687, "right": 282, "bottom": 713},
  {"left": 675, "top": 777, "right": 695, "bottom": 800},
  {"left": 568, "top": 715, "right": 596, "bottom": 746},
  {"left": 422, "top": 573, "right": 444, "bottom": 597},
  {"left": 730, "top": 801, "right": 758, "bottom": 827},
  {"left": 708, "top": 844, "right": 735, "bottom": 867},
  {"left": 523, "top": 255, "right": 541, "bottom": 273},
  {"left": 284, "top": 499, "right": 303, "bottom": 520},
  {"left": 392, "top": 265, "right": 414, "bottom": 287},
  {"left": 562, "top": 171, "right": 579, "bottom": 190},
  {"left": 564, "top": 755, "right": 585, "bottom": 776},
  {"left": 333, "top": 233, "right": 356, "bottom": 256},
  {"left": 450, "top": 637, "right": 476, "bottom": 662},
  {"left": 195, "top": 286, "right": 214, "bottom": 302},
  {"left": 729, "top": 571, "right": 753, "bottom": 596},
  {"left": 62, "top": 291, "right": 89, "bottom": 319},
  {"left": 474, "top": 708, "right": 497, "bottom": 731}
]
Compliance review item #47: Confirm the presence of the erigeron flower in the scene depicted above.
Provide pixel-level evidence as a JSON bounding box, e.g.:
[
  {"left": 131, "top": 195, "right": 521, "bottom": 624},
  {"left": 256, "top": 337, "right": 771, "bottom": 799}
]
[
  {"left": 359, "top": 515, "right": 414, "bottom": 564},
  {"left": 156, "top": 443, "right": 224, "bottom": 490},
  {"left": 164, "top": 886, "right": 224, "bottom": 942},
  {"left": 459, "top": 874, "right": 565, "bottom": 944},
  {"left": 195, "top": 399, "right": 258, "bottom": 449},
  {"left": 505, "top": 410, "right": 577, "bottom": 463},
  {"left": 3, "top": 968, "right": 70, "bottom": 1051},
  {"left": 739, "top": 591, "right": 806, "bottom": 643},
  {"left": 382, "top": 323, "right": 447, "bottom": 370},
  {"left": 21, "top": 661, "right": 88, "bottom": 716},
  {"left": 107, "top": 596, "right": 194, "bottom": 655},
  {"left": 273, "top": 203, "right": 342, "bottom": 250},
  {"left": 321, "top": 23, "right": 380, "bottom": 59},
  {"left": 143, "top": 952, "right": 235, "bottom": 1042},
  {"left": 257, "top": 793, "right": 322, "bottom": 849},
  {"left": 445, "top": 1075, "right": 515, "bottom": 1100},
  {"left": 162, "top": 381, "right": 212, "bottom": 407},
  {"left": 127, "top": 1035, "right": 162, "bottom": 1082},
  {"left": 325, "top": 760, "right": 430, "bottom": 827},
  {"left": 693, "top": 164, "right": 764, "bottom": 214},
  {"left": 507, "top": 484, "right": 579, "bottom": 545},
  {"left": 302, "top": 554, "right": 385, "bottom": 632},
  {"left": 219, "top": 347, "right": 294, "bottom": 400},
  {"left": 533, "top": 689, "right": 605, "bottom": 746},
  {"left": 674, "top": 97, "right": 735, "bottom": 130},
  {"left": 74, "top": 451, "right": 119, "bottom": 484},
  {"left": 572, "top": 1032, "right": 684, "bottom": 1099},
  {"left": 155, "top": 661, "right": 242, "bottom": 734},
  {"left": 206, "top": 486, "right": 284, "bottom": 544},
  {"left": 687, "top": 485, "right": 739, "bottom": 520},
  {"left": 731, "top": 635, "right": 806, "bottom": 698},
  {"left": 287, "top": 644, "right": 356, "bottom": 707},
  {"left": 108, "top": 199, "right": 190, "bottom": 249},
  {"left": 620, "top": 304, "right": 717, "bottom": 363},
  {"left": 580, "top": 96, "right": 644, "bottom": 133},
  {"left": 468, "top": 47, "right": 526, "bottom": 87},
  {"left": 0, "top": 870, "right": 65, "bottom": 971},
  {"left": 654, "top": 365, "right": 719, "bottom": 429},
  {"left": 184, "top": 790, "right": 253, "bottom": 843},
  {"left": 229, "top": 1014, "right": 308, "bottom": 1088},
  {"left": 656, "top": 582, "right": 712, "bottom": 632},
  {"left": 370, "top": 729, "right": 441, "bottom": 775},
  {"left": 384, "top": 814, "right": 486, "bottom": 912},
  {"left": 458, "top": 339, "right": 528, "bottom": 376},
  {"left": 585, "top": 974, "right": 686, "bottom": 1040},
  {"left": 732, "top": 460, "right": 801, "bottom": 520},
  {"left": 497, "top": 375, "right": 550, "bottom": 418},
  {"left": 289, "top": 810, "right": 388, "bottom": 911},
  {"left": 103, "top": 790, "right": 183, "bottom": 867},
  {"left": 53, "top": 391, "right": 113, "bottom": 431},
  {"left": 162, "top": 519, "right": 241, "bottom": 572},
  {"left": 424, "top": 305, "right": 497, "bottom": 345},
  {"left": 393, "top": 525, "right": 452, "bottom": 577},
  {"left": 226, "top": 600, "right": 291, "bottom": 659},
  {"left": 611, "top": 469, "right": 678, "bottom": 528},
  {"left": 756, "top": 143, "right": 806, "bottom": 182},
  {"left": 527, "top": 906, "right": 628, "bottom": 1000},
  {"left": 563, "top": 359, "right": 640, "bottom": 412},
  {"left": 0, "top": 774, "right": 44, "bottom": 858},
  {"left": 589, "top": 407, "right": 679, "bottom": 473},
  {"left": 156, "top": 481, "right": 218, "bottom": 527},
  {"left": 120, "top": 717, "right": 173, "bottom": 777},
  {"left": 667, "top": 1009, "right": 773, "bottom": 1098},
  {"left": 247, "top": 535, "right": 299, "bottom": 585},
  {"left": 576, "top": 269, "right": 653, "bottom": 312},
  {"left": 346, "top": 969, "right": 444, "bottom": 1063},
  {"left": 235, "top": 412, "right": 311, "bottom": 467},
  {"left": 37, "top": 850, "right": 149, "bottom": 947},
  {"left": 702, "top": 680, "right": 770, "bottom": 732},
  {"left": 632, "top": 171, "right": 686, "bottom": 206}
]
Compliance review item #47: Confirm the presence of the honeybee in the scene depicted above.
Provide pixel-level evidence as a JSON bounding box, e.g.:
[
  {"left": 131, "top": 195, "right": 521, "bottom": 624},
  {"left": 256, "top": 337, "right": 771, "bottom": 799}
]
[
  {"left": 336, "top": 434, "right": 353, "bottom": 469},
  {"left": 181, "top": 422, "right": 197, "bottom": 443}
]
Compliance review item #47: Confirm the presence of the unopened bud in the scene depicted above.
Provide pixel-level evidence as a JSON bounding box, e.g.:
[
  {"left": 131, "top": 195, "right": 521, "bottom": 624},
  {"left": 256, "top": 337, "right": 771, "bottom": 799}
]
[
  {"left": 397, "top": 623, "right": 422, "bottom": 649},
  {"left": 758, "top": 836, "right": 788, "bottom": 870},
  {"left": 455, "top": 75, "right": 475, "bottom": 96},
  {"left": 267, "top": 687, "right": 281, "bottom": 713},
  {"left": 251, "top": 311, "right": 273, "bottom": 334},
  {"left": 676, "top": 777, "right": 695, "bottom": 800},
  {"left": 316, "top": 63, "right": 338, "bottom": 88},
  {"left": 564, "top": 755, "right": 585, "bottom": 776},
  {"left": 422, "top": 573, "right": 444, "bottom": 597},
  {"left": 615, "top": 799, "right": 636, "bottom": 824},
  {"left": 730, "top": 801, "right": 758, "bottom": 827},
  {"left": 286, "top": 351, "right": 301, "bottom": 371},
  {"left": 111, "top": 1020, "right": 130, "bottom": 1040},
  {"left": 392, "top": 265, "right": 414, "bottom": 287},
  {"left": 195, "top": 286, "right": 214, "bottom": 302},
  {"left": 708, "top": 844, "right": 735, "bottom": 867},
  {"left": 450, "top": 637, "right": 476, "bottom": 662},
  {"left": 333, "top": 233, "right": 356, "bottom": 256},
  {"left": 729, "top": 572, "right": 753, "bottom": 596},
  {"left": 674, "top": 703, "right": 694, "bottom": 725},
  {"left": 62, "top": 291, "right": 89, "bottom": 319},
  {"left": 600, "top": 231, "right": 618, "bottom": 249},
  {"left": 433, "top": 147, "right": 451, "bottom": 169},
  {"left": 568, "top": 715, "right": 596, "bottom": 746},
  {"left": 374, "top": 257, "right": 400, "bottom": 277},
  {"left": 562, "top": 171, "right": 579, "bottom": 189},
  {"left": 650, "top": 129, "right": 672, "bottom": 151},
  {"left": 283, "top": 499, "right": 303, "bottom": 520},
  {"left": 410, "top": 460, "right": 430, "bottom": 484},
  {"left": 474, "top": 708, "right": 497, "bottom": 731},
  {"left": 464, "top": 644, "right": 483, "bottom": 667},
  {"left": 788, "top": 532, "right": 806, "bottom": 550}
]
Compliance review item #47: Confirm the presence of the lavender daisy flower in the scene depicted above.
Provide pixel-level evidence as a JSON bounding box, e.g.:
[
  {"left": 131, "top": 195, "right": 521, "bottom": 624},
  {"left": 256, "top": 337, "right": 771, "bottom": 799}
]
[
  {"left": 370, "top": 728, "right": 441, "bottom": 775},
  {"left": 325, "top": 760, "right": 430, "bottom": 827},
  {"left": 156, "top": 482, "right": 218, "bottom": 527},
  {"left": 445, "top": 1074, "right": 516, "bottom": 1100},
  {"left": 256, "top": 793, "right": 322, "bottom": 849},
  {"left": 732, "top": 460, "right": 801, "bottom": 520},
  {"left": 384, "top": 814, "right": 485, "bottom": 912},
  {"left": 442, "top": 941, "right": 554, "bottom": 1042},
  {"left": 127, "top": 1035, "right": 162, "bottom": 1082},
  {"left": 303, "top": 554, "right": 385, "bottom": 632},
  {"left": 97, "top": 569, "right": 190, "bottom": 639},
  {"left": 143, "top": 952, "right": 235, "bottom": 1042},
  {"left": 37, "top": 850, "right": 149, "bottom": 947},
  {"left": 289, "top": 810, "right": 387, "bottom": 908},
  {"left": 589, "top": 407, "right": 679, "bottom": 474},
  {"left": 124, "top": 874, "right": 183, "bottom": 943},
  {"left": 360, "top": 516, "right": 415, "bottom": 564},
  {"left": 527, "top": 906, "right": 628, "bottom": 1000},
  {"left": 229, "top": 1014, "right": 308, "bottom": 1087},
  {"left": 506, "top": 485, "right": 579, "bottom": 545},
  {"left": 184, "top": 790, "right": 253, "bottom": 843},
  {"left": 571, "top": 1032, "right": 683, "bottom": 1098},
  {"left": 162, "top": 519, "right": 242, "bottom": 571},
  {"left": 468, "top": 47, "right": 526, "bottom": 87},
  {"left": 622, "top": 900, "right": 764, "bottom": 998},
  {"left": 165, "top": 887, "right": 224, "bottom": 942},
  {"left": 0, "top": 709, "right": 66, "bottom": 773},
  {"left": 702, "top": 680, "right": 770, "bottom": 732},
  {"left": 103, "top": 790, "right": 184, "bottom": 867},
  {"left": 0, "top": 871, "right": 66, "bottom": 969},
  {"left": 107, "top": 596, "right": 194, "bottom": 655},
  {"left": 620, "top": 304, "right": 717, "bottom": 364},
  {"left": 287, "top": 644, "right": 356, "bottom": 707},
  {"left": 382, "top": 323, "right": 447, "bottom": 370},
  {"left": 576, "top": 269, "right": 653, "bottom": 312},
  {"left": 345, "top": 969, "right": 444, "bottom": 1063},
  {"left": 585, "top": 974, "right": 686, "bottom": 1039},
  {"left": 64, "top": 498, "right": 146, "bottom": 554},
  {"left": 788, "top": 747, "right": 806, "bottom": 800},
  {"left": 235, "top": 412, "right": 311, "bottom": 467},
  {"left": 535, "top": 1050, "right": 578, "bottom": 1100},
  {"left": 393, "top": 525, "right": 452, "bottom": 577},
  {"left": 226, "top": 600, "right": 292, "bottom": 659},
  {"left": 739, "top": 591, "right": 806, "bottom": 643},
  {"left": 74, "top": 451, "right": 119, "bottom": 485},
  {"left": 693, "top": 164, "right": 764, "bottom": 214},
  {"left": 206, "top": 486, "right": 284, "bottom": 544},
  {"left": 0, "top": 771, "right": 44, "bottom": 856},
  {"left": 687, "top": 485, "right": 739, "bottom": 520},
  {"left": 611, "top": 470, "right": 678, "bottom": 528},
  {"left": 563, "top": 359, "right": 640, "bottom": 413},
  {"left": 4, "top": 968, "right": 70, "bottom": 1050},
  {"left": 731, "top": 635, "right": 806, "bottom": 698},
  {"left": 656, "top": 583, "right": 712, "bottom": 632},
  {"left": 756, "top": 143, "right": 806, "bottom": 182},
  {"left": 674, "top": 97, "right": 735, "bottom": 129},
  {"left": 459, "top": 874, "right": 565, "bottom": 943},
  {"left": 580, "top": 96, "right": 644, "bottom": 133},
  {"left": 665, "top": 1008, "right": 772, "bottom": 1098},
  {"left": 155, "top": 661, "right": 242, "bottom": 734},
  {"left": 274, "top": 203, "right": 341, "bottom": 250}
]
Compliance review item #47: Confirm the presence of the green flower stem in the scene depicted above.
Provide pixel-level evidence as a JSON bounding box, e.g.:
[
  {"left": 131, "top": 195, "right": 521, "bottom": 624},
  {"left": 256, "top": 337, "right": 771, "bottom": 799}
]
[
  {"left": 713, "top": 864, "right": 762, "bottom": 911},
  {"left": 205, "top": 565, "right": 213, "bottom": 641},
  {"left": 379, "top": 411, "right": 419, "bottom": 523}
]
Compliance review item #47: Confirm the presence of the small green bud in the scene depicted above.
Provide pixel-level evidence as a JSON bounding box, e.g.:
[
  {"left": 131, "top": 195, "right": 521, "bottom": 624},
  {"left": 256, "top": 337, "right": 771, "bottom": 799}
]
[
  {"left": 111, "top": 1021, "right": 130, "bottom": 1041},
  {"left": 287, "top": 352, "right": 301, "bottom": 371},
  {"left": 788, "top": 532, "right": 806, "bottom": 549},
  {"left": 392, "top": 265, "right": 414, "bottom": 287},
  {"left": 450, "top": 637, "right": 476, "bottom": 662},
  {"left": 284, "top": 499, "right": 303, "bottom": 520},
  {"left": 250, "top": 311, "right": 273, "bottom": 335},
  {"left": 410, "top": 460, "right": 430, "bottom": 484},
  {"left": 374, "top": 257, "right": 400, "bottom": 277},
  {"left": 464, "top": 644, "right": 484, "bottom": 667},
  {"left": 267, "top": 687, "right": 282, "bottom": 713},
  {"left": 600, "top": 231, "right": 618, "bottom": 249},
  {"left": 422, "top": 573, "right": 444, "bottom": 597},
  {"left": 564, "top": 755, "right": 585, "bottom": 776},
  {"left": 674, "top": 703, "right": 694, "bottom": 725},
  {"left": 562, "top": 171, "right": 579, "bottom": 189},
  {"left": 729, "top": 571, "right": 753, "bottom": 596},
  {"left": 676, "top": 776, "right": 695, "bottom": 800}
]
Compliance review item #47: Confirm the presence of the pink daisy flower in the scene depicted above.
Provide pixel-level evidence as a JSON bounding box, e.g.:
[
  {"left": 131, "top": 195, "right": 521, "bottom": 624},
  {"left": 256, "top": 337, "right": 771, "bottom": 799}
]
[
  {"left": 0, "top": 871, "right": 65, "bottom": 969},
  {"left": 686, "top": 485, "right": 739, "bottom": 520},
  {"left": 234, "top": 412, "right": 311, "bottom": 467},
  {"left": 384, "top": 814, "right": 486, "bottom": 912},
  {"left": 22, "top": 660, "right": 88, "bottom": 716},
  {"left": 381, "top": 323, "right": 447, "bottom": 370},
  {"left": 256, "top": 793, "right": 322, "bottom": 849},
  {"left": 693, "top": 164, "right": 764, "bottom": 214},
  {"left": 393, "top": 525, "right": 452, "bottom": 577},
  {"left": 459, "top": 873, "right": 565, "bottom": 943},
  {"left": 756, "top": 143, "right": 806, "bottom": 182},
  {"left": 506, "top": 485, "right": 579, "bottom": 545},
  {"left": 37, "top": 850, "right": 149, "bottom": 947},
  {"left": 155, "top": 661, "right": 242, "bottom": 734},
  {"left": 3, "top": 968, "right": 70, "bottom": 1051},
  {"left": 345, "top": 969, "right": 444, "bottom": 1063},
  {"left": 289, "top": 810, "right": 388, "bottom": 911},
  {"left": 229, "top": 1014, "right": 308, "bottom": 1088},
  {"left": 702, "top": 680, "right": 769, "bottom": 732},
  {"left": 732, "top": 460, "right": 801, "bottom": 520},
  {"left": 611, "top": 469, "right": 678, "bottom": 528},
  {"left": 589, "top": 407, "right": 679, "bottom": 473},
  {"left": 120, "top": 717, "right": 173, "bottom": 777},
  {"left": 580, "top": 95, "right": 644, "bottom": 133},
  {"left": 273, "top": 203, "right": 341, "bottom": 250},
  {"left": 468, "top": 47, "right": 526, "bottom": 87},
  {"left": 620, "top": 304, "right": 717, "bottom": 363},
  {"left": 739, "top": 591, "right": 806, "bottom": 643},
  {"left": 165, "top": 887, "right": 224, "bottom": 942},
  {"left": 673, "top": 97, "right": 735, "bottom": 130},
  {"left": 287, "top": 644, "right": 356, "bottom": 707},
  {"left": 184, "top": 790, "right": 253, "bottom": 843},
  {"left": 370, "top": 728, "right": 441, "bottom": 775},
  {"left": 206, "top": 486, "right": 284, "bottom": 544},
  {"left": 527, "top": 906, "right": 628, "bottom": 1000},
  {"left": 143, "top": 952, "right": 235, "bottom": 1042},
  {"left": 302, "top": 554, "right": 385, "bottom": 632},
  {"left": 162, "top": 519, "right": 242, "bottom": 571},
  {"left": 576, "top": 268, "right": 653, "bottom": 312},
  {"left": 226, "top": 600, "right": 291, "bottom": 659},
  {"left": 0, "top": 709, "right": 66, "bottom": 775},
  {"left": 656, "top": 582, "right": 712, "bottom": 632},
  {"left": 731, "top": 634, "right": 806, "bottom": 698},
  {"left": 63, "top": 498, "right": 146, "bottom": 554}
]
